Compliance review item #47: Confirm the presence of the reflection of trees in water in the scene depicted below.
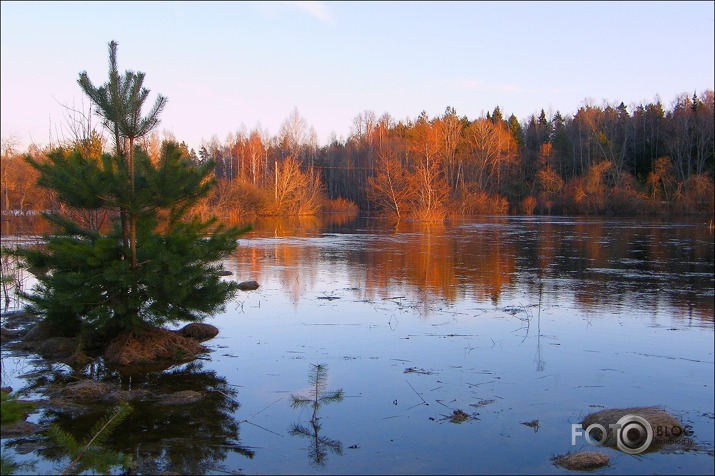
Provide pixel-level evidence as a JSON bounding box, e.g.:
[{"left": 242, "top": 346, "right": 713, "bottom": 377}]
[
  {"left": 534, "top": 281, "right": 545, "bottom": 372},
  {"left": 212, "top": 217, "right": 713, "bottom": 322},
  {"left": 7, "top": 214, "right": 714, "bottom": 323},
  {"left": 19, "top": 359, "right": 253, "bottom": 475},
  {"left": 5, "top": 358, "right": 76, "bottom": 397},
  {"left": 289, "top": 363, "right": 344, "bottom": 467},
  {"left": 119, "top": 360, "right": 255, "bottom": 474}
]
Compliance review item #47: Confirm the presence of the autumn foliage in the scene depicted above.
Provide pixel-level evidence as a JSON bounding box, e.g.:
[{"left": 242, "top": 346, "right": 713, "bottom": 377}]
[{"left": 2, "top": 91, "right": 713, "bottom": 223}]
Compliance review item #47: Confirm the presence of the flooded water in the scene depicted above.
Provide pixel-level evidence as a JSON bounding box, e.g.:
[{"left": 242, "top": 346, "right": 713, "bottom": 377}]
[{"left": 2, "top": 215, "right": 714, "bottom": 474}]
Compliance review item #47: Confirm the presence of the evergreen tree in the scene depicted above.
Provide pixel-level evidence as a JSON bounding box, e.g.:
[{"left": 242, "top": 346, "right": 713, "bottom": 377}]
[
  {"left": 507, "top": 114, "right": 524, "bottom": 151},
  {"left": 537, "top": 109, "right": 553, "bottom": 143},
  {"left": 48, "top": 402, "right": 133, "bottom": 475},
  {"left": 18, "top": 41, "right": 245, "bottom": 338},
  {"left": 78, "top": 40, "right": 168, "bottom": 269},
  {"left": 289, "top": 364, "right": 344, "bottom": 467},
  {"left": 490, "top": 106, "right": 504, "bottom": 125}
]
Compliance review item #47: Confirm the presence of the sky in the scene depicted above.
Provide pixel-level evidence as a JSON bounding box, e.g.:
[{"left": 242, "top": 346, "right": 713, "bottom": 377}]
[{"left": 2, "top": 1, "right": 714, "bottom": 153}]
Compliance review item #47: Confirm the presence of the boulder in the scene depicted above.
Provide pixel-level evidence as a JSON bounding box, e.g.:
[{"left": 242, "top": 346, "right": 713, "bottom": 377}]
[
  {"left": 175, "top": 323, "right": 219, "bottom": 342},
  {"left": 61, "top": 380, "right": 115, "bottom": 402},
  {"left": 580, "top": 406, "right": 684, "bottom": 450},
  {"left": 44, "top": 397, "right": 95, "bottom": 414},
  {"left": 237, "top": 280, "right": 259, "bottom": 291},
  {"left": 104, "top": 389, "right": 153, "bottom": 403},
  {"left": 158, "top": 390, "right": 204, "bottom": 405},
  {"left": 553, "top": 451, "right": 609, "bottom": 471}
]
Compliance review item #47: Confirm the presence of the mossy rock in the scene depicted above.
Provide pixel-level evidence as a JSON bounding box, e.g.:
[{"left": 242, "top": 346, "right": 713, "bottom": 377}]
[
  {"left": 103, "top": 389, "right": 153, "bottom": 403},
  {"left": 158, "top": 390, "right": 205, "bottom": 406},
  {"left": 237, "top": 280, "right": 259, "bottom": 291},
  {"left": 175, "top": 323, "right": 219, "bottom": 342},
  {"left": 553, "top": 451, "right": 610, "bottom": 471},
  {"left": 61, "top": 380, "right": 115, "bottom": 402},
  {"left": 580, "top": 406, "right": 684, "bottom": 451}
]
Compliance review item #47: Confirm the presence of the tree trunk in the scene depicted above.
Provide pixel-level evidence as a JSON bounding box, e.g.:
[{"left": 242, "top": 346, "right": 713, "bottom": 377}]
[{"left": 129, "top": 137, "right": 137, "bottom": 270}]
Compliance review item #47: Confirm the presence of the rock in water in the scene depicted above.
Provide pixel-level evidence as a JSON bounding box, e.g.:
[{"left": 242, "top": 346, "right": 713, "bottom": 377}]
[
  {"left": 158, "top": 390, "right": 204, "bottom": 405},
  {"left": 553, "top": 451, "right": 609, "bottom": 470},
  {"left": 175, "top": 323, "right": 219, "bottom": 342},
  {"left": 580, "top": 406, "right": 684, "bottom": 451},
  {"left": 237, "top": 280, "right": 260, "bottom": 291}
]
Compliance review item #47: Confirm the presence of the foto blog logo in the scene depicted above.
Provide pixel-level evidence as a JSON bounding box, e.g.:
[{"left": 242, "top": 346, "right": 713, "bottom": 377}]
[{"left": 571, "top": 414, "right": 692, "bottom": 455}]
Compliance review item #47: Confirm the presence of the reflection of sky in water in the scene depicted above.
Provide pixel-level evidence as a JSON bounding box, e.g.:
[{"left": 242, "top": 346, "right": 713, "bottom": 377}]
[
  {"left": 209, "top": 296, "right": 714, "bottom": 473},
  {"left": 206, "top": 217, "right": 713, "bottom": 474},
  {"left": 2, "top": 216, "right": 713, "bottom": 474}
]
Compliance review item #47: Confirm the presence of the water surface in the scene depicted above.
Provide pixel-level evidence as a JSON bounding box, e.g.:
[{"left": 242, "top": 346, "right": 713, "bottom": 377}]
[{"left": 2, "top": 215, "right": 713, "bottom": 474}]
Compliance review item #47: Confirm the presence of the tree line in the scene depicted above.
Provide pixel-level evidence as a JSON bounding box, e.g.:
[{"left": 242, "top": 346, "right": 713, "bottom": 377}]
[{"left": 2, "top": 90, "right": 713, "bottom": 222}]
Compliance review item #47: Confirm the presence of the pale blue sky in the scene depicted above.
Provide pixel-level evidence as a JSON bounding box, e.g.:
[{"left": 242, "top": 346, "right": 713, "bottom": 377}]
[{"left": 2, "top": 1, "right": 713, "bottom": 152}]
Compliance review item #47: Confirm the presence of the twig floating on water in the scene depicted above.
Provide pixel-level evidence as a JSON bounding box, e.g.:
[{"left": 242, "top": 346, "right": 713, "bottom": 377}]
[{"left": 405, "top": 380, "right": 427, "bottom": 405}]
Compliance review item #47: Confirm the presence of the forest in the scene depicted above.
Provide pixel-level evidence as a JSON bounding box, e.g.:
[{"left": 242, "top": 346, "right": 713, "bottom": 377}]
[{"left": 2, "top": 90, "right": 713, "bottom": 224}]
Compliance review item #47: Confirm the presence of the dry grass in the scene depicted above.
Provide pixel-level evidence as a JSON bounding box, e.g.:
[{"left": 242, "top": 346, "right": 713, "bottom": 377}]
[
  {"left": 104, "top": 327, "right": 206, "bottom": 366},
  {"left": 449, "top": 409, "right": 471, "bottom": 423}
]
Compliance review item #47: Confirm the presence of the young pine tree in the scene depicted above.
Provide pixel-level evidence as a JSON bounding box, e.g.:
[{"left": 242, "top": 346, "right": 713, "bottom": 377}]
[
  {"left": 48, "top": 402, "right": 133, "bottom": 475},
  {"left": 18, "top": 41, "right": 245, "bottom": 339}
]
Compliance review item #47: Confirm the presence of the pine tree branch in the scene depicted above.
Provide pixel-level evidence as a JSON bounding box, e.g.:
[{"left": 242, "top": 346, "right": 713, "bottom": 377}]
[{"left": 62, "top": 403, "right": 131, "bottom": 476}]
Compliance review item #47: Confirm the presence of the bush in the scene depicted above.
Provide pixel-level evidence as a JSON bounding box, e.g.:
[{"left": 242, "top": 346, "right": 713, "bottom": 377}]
[
  {"left": 323, "top": 197, "right": 359, "bottom": 213},
  {"left": 454, "top": 189, "right": 510, "bottom": 215},
  {"left": 521, "top": 196, "right": 537, "bottom": 215},
  {"left": 675, "top": 174, "right": 714, "bottom": 213}
]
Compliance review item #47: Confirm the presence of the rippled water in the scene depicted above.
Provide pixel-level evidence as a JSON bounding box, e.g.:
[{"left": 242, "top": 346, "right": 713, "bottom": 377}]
[{"left": 2, "top": 215, "right": 713, "bottom": 474}]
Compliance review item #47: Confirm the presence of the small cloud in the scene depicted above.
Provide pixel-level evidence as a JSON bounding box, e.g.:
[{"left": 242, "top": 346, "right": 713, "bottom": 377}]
[{"left": 287, "top": 1, "right": 333, "bottom": 24}]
